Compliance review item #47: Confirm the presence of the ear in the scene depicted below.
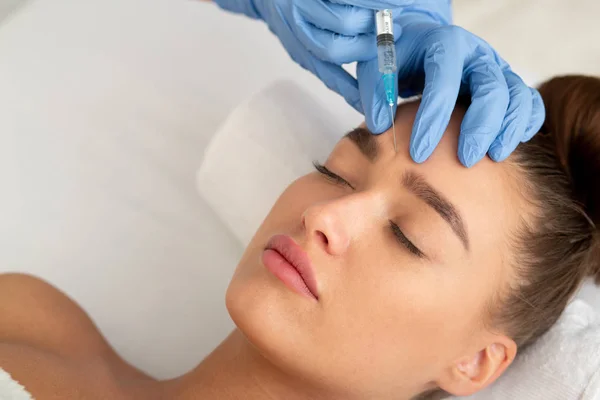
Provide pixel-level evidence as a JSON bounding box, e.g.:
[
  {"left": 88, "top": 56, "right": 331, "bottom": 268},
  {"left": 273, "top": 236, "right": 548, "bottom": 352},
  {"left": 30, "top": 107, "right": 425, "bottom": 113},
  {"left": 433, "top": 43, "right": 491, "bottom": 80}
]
[{"left": 436, "top": 336, "right": 517, "bottom": 397}]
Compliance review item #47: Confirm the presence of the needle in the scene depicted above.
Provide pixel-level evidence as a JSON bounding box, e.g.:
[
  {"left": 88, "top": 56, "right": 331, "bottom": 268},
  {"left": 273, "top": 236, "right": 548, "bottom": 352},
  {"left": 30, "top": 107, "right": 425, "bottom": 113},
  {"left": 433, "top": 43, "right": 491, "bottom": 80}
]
[
  {"left": 390, "top": 103, "right": 397, "bottom": 153},
  {"left": 376, "top": 9, "right": 398, "bottom": 154}
]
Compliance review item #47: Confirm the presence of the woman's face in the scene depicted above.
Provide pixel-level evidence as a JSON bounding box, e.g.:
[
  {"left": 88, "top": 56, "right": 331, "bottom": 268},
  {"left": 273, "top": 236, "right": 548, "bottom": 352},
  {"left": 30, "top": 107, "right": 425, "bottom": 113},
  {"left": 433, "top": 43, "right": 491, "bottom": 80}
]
[{"left": 226, "top": 102, "right": 521, "bottom": 399}]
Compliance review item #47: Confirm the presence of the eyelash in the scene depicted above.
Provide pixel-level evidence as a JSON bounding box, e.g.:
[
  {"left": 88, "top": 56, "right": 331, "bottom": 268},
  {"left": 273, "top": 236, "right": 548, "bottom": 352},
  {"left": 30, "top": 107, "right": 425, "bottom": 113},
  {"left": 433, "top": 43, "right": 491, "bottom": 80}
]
[
  {"left": 312, "top": 161, "right": 354, "bottom": 189},
  {"left": 312, "top": 162, "right": 424, "bottom": 258},
  {"left": 389, "top": 221, "right": 425, "bottom": 258}
]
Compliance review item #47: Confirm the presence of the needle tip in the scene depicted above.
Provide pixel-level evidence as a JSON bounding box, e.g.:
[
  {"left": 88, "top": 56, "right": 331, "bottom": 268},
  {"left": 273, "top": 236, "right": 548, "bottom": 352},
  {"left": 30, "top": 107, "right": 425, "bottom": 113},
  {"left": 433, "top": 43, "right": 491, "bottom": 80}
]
[{"left": 390, "top": 104, "right": 397, "bottom": 153}]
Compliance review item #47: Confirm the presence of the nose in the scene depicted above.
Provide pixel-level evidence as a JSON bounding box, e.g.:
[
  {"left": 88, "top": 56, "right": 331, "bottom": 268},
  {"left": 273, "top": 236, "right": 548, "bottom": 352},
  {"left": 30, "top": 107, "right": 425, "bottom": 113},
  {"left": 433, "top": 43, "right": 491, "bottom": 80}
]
[{"left": 301, "top": 194, "right": 372, "bottom": 256}]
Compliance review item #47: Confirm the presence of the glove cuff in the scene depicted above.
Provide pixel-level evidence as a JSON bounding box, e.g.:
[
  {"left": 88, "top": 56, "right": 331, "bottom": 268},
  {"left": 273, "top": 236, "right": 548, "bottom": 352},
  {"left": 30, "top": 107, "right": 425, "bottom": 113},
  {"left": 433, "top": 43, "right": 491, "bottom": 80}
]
[{"left": 213, "top": 0, "right": 261, "bottom": 20}]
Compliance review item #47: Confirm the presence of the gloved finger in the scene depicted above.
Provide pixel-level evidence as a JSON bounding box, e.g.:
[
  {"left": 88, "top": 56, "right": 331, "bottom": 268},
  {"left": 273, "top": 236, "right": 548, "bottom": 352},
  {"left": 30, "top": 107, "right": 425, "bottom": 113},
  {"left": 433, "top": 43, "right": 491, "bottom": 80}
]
[
  {"left": 295, "top": 0, "right": 374, "bottom": 36},
  {"left": 313, "top": 60, "right": 364, "bottom": 114},
  {"left": 488, "top": 70, "right": 533, "bottom": 162},
  {"left": 409, "top": 40, "right": 463, "bottom": 163},
  {"left": 522, "top": 87, "right": 545, "bottom": 142},
  {"left": 294, "top": 15, "right": 378, "bottom": 64},
  {"left": 357, "top": 58, "right": 397, "bottom": 134},
  {"left": 331, "top": 0, "right": 431, "bottom": 8},
  {"left": 273, "top": 20, "right": 364, "bottom": 113},
  {"left": 458, "top": 55, "right": 510, "bottom": 167}
]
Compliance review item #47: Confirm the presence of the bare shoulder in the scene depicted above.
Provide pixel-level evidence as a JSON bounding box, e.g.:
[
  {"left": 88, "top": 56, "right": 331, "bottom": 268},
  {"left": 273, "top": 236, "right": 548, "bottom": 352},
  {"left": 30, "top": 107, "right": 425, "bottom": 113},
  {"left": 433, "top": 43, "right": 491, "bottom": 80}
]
[
  {"left": 0, "top": 273, "right": 111, "bottom": 357},
  {"left": 0, "top": 342, "right": 127, "bottom": 399},
  {"left": 0, "top": 273, "right": 156, "bottom": 399}
]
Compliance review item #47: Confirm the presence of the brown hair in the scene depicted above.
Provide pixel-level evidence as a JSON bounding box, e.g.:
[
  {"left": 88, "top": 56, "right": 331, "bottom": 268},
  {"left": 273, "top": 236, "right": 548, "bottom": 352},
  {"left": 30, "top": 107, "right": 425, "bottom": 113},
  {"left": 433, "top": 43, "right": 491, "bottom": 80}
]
[
  {"left": 416, "top": 75, "right": 600, "bottom": 400},
  {"left": 495, "top": 75, "right": 600, "bottom": 349}
]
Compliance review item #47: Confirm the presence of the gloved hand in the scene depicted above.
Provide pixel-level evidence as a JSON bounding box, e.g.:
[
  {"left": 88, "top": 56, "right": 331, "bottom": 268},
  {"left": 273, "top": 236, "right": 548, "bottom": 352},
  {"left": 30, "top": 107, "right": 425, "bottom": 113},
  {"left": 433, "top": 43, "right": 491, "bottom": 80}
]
[
  {"left": 356, "top": 17, "right": 546, "bottom": 167},
  {"left": 212, "top": 0, "right": 441, "bottom": 113},
  {"left": 212, "top": 0, "right": 544, "bottom": 167}
]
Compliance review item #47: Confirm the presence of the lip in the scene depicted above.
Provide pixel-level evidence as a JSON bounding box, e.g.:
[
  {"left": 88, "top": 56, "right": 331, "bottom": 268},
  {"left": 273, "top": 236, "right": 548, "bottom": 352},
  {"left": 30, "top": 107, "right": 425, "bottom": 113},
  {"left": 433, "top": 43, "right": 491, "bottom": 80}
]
[{"left": 262, "top": 234, "right": 319, "bottom": 300}]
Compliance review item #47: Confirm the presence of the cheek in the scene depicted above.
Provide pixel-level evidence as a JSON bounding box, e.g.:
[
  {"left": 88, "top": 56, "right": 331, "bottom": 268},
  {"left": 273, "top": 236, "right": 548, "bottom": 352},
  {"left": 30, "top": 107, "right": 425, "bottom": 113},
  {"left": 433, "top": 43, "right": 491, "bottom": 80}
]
[
  {"left": 308, "top": 248, "right": 426, "bottom": 363},
  {"left": 227, "top": 176, "right": 317, "bottom": 291},
  {"left": 226, "top": 174, "right": 335, "bottom": 325},
  {"left": 324, "top": 258, "right": 482, "bottom": 374}
]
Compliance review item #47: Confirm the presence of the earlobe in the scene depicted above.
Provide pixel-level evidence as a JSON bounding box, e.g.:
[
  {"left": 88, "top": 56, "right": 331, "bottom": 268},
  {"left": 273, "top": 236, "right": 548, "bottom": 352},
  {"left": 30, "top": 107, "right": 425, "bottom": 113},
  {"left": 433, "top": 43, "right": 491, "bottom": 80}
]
[{"left": 438, "top": 338, "right": 517, "bottom": 397}]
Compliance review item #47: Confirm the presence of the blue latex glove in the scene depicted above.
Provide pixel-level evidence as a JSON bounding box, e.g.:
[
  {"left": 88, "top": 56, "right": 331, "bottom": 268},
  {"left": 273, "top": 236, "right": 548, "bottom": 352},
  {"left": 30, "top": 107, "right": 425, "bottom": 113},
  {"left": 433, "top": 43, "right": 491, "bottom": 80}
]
[
  {"left": 212, "top": 0, "right": 443, "bottom": 113},
  {"left": 357, "top": 15, "right": 546, "bottom": 166},
  {"left": 212, "top": 0, "right": 544, "bottom": 166}
]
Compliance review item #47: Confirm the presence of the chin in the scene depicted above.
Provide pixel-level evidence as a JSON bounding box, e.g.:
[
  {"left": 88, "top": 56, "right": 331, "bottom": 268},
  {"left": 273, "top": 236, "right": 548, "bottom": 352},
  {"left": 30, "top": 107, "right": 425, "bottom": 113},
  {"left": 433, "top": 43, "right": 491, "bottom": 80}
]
[
  {"left": 225, "top": 257, "right": 307, "bottom": 340},
  {"left": 225, "top": 263, "right": 381, "bottom": 399},
  {"left": 224, "top": 252, "right": 323, "bottom": 374}
]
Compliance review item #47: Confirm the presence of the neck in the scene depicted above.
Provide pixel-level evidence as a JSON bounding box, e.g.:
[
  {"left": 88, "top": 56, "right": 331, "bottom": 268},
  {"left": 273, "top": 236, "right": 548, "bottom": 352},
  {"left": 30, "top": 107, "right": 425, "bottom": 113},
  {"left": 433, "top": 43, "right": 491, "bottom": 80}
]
[{"left": 163, "top": 329, "right": 333, "bottom": 400}]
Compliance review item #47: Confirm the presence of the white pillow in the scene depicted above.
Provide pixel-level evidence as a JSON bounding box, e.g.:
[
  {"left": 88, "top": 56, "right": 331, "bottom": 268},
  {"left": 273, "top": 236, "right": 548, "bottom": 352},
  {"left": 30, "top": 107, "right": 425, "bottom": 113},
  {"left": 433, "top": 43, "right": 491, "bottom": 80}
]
[
  {"left": 197, "top": 80, "right": 361, "bottom": 246},
  {"left": 196, "top": 80, "right": 600, "bottom": 399}
]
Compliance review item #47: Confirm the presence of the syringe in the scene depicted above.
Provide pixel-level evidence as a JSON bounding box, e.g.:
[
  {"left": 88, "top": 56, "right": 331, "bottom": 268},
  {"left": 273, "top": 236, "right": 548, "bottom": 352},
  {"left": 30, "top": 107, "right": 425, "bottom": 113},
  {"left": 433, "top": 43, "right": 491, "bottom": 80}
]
[{"left": 375, "top": 9, "right": 398, "bottom": 152}]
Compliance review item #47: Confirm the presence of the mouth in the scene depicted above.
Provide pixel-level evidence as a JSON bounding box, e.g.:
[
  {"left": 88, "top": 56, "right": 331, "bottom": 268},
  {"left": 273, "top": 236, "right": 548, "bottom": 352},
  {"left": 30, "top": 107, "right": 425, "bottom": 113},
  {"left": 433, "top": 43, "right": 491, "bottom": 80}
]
[{"left": 262, "top": 234, "right": 319, "bottom": 301}]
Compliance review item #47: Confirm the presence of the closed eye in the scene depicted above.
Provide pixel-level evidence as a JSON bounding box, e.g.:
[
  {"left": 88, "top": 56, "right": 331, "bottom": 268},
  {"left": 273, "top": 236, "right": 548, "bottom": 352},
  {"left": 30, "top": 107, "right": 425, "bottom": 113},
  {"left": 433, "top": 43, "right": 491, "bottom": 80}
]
[
  {"left": 313, "top": 161, "right": 355, "bottom": 190},
  {"left": 389, "top": 221, "right": 425, "bottom": 258},
  {"left": 314, "top": 162, "right": 423, "bottom": 258}
]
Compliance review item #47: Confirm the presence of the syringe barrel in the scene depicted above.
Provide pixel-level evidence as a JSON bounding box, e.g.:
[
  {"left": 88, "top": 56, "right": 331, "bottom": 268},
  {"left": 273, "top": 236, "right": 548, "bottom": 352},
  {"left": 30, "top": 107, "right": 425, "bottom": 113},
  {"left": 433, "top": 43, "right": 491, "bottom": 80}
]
[
  {"left": 375, "top": 10, "right": 396, "bottom": 74},
  {"left": 377, "top": 43, "right": 397, "bottom": 74}
]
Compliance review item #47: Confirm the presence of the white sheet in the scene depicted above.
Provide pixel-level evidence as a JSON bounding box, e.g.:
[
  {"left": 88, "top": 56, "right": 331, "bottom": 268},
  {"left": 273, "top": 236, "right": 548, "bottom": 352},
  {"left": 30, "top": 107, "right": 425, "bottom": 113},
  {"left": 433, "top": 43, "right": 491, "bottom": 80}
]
[
  {"left": 0, "top": 368, "right": 33, "bottom": 400},
  {"left": 0, "top": 0, "right": 356, "bottom": 379},
  {"left": 0, "top": 0, "right": 249, "bottom": 379}
]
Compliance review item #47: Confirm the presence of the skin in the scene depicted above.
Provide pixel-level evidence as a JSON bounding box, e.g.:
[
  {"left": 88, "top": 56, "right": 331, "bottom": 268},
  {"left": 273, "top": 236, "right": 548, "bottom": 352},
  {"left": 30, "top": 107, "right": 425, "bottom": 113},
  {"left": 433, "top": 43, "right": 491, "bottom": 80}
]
[{"left": 0, "top": 101, "right": 520, "bottom": 400}]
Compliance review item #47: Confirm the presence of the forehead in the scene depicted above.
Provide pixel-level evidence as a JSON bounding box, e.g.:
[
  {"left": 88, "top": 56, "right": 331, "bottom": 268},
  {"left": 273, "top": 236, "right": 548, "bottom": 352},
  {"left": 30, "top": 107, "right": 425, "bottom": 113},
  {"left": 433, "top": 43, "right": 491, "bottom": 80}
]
[{"left": 336, "top": 100, "right": 523, "bottom": 275}]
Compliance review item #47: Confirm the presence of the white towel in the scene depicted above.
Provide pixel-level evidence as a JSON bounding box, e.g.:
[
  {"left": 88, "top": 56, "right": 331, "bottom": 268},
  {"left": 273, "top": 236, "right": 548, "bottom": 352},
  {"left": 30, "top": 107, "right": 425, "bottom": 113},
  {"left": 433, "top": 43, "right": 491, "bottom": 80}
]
[
  {"left": 0, "top": 368, "right": 33, "bottom": 400},
  {"left": 459, "top": 299, "right": 600, "bottom": 400}
]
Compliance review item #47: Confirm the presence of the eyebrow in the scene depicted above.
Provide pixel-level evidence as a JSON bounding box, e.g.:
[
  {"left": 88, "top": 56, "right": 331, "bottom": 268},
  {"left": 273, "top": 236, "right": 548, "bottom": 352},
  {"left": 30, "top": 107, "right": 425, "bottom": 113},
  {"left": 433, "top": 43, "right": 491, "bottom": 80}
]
[
  {"left": 344, "top": 128, "right": 470, "bottom": 251},
  {"left": 402, "top": 171, "right": 470, "bottom": 251},
  {"left": 345, "top": 127, "right": 378, "bottom": 161}
]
